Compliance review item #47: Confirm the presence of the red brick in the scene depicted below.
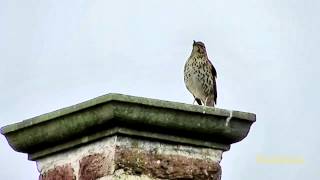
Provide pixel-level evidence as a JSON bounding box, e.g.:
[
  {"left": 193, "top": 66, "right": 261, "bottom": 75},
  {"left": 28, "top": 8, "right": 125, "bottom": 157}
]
[
  {"left": 79, "top": 153, "right": 110, "bottom": 180},
  {"left": 115, "top": 147, "right": 221, "bottom": 180},
  {"left": 39, "top": 164, "right": 75, "bottom": 180}
]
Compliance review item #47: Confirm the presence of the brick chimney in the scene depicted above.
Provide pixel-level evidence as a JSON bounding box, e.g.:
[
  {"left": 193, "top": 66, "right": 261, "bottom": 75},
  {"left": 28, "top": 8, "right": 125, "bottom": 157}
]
[{"left": 1, "top": 93, "right": 255, "bottom": 180}]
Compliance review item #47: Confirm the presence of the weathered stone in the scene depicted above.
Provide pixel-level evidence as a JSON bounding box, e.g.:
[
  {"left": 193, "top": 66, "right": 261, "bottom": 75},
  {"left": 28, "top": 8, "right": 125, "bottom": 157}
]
[
  {"left": 39, "top": 164, "right": 75, "bottom": 180},
  {"left": 0, "top": 93, "right": 256, "bottom": 160}
]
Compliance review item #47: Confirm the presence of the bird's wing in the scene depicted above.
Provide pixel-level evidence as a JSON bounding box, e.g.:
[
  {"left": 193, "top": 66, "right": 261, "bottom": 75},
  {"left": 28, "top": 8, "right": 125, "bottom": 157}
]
[
  {"left": 213, "top": 79, "right": 217, "bottom": 105},
  {"left": 208, "top": 59, "right": 217, "bottom": 105}
]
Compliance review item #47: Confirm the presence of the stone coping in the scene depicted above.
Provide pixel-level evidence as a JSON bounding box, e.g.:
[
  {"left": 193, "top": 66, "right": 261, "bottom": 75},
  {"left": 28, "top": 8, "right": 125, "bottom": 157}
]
[{"left": 1, "top": 93, "right": 256, "bottom": 160}]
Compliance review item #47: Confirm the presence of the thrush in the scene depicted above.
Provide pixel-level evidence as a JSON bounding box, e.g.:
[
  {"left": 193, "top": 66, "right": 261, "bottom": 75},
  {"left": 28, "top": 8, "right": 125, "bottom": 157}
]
[{"left": 184, "top": 40, "right": 217, "bottom": 107}]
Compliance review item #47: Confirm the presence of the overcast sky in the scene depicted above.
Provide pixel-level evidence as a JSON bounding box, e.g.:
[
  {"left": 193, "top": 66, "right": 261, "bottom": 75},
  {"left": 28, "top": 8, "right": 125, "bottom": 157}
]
[{"left": 1, "top": 0, "right": 319, "bottom": 179}]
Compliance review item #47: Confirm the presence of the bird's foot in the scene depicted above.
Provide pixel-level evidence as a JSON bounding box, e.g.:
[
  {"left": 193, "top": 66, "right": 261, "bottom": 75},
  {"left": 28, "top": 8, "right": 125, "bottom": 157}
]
[{"left": 202, "top": 105, "right": 206, "bottom": 114}]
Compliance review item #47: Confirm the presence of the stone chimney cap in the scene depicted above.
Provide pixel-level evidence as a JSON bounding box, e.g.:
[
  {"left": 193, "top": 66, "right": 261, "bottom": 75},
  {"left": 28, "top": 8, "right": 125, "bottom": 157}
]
[{"left": 1, "top": 93, "right": 255, "bottom": 160}]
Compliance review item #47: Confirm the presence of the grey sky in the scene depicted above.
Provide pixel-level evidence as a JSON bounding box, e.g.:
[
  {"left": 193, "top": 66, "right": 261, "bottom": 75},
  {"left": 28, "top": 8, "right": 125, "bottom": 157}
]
[{"left": 1, "top": 0, "right": 319, "bottom": 179}]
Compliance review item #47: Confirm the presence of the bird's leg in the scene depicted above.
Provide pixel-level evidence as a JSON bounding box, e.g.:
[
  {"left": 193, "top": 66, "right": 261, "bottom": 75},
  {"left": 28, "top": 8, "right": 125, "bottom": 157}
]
[
  {"left": 192, "top": 99, "right": 196, "bottom": 105},
  {"left": 204, "top": 97, "right": 209, "bottom": 106},
  {"left": 202, "top": 97, "right": 209, "bottom": 114}
]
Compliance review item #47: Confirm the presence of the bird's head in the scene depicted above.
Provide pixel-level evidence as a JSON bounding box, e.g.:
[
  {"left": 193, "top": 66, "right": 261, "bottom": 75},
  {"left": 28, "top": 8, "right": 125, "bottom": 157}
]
[{"left": 192, "top": 40, "right": 207, "bottom": 55}]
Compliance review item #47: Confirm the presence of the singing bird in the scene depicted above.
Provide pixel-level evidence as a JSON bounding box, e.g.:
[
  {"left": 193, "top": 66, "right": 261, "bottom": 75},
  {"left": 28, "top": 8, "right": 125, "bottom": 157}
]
[{"left": 184, "top": 40, "right": 217, "bottom": 107}]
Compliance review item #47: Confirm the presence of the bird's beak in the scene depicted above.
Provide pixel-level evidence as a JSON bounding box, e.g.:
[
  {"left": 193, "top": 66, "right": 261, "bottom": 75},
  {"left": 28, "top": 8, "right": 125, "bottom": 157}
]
[{"left": 193, "top": 40, "right": 196, "bottom": 45}]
